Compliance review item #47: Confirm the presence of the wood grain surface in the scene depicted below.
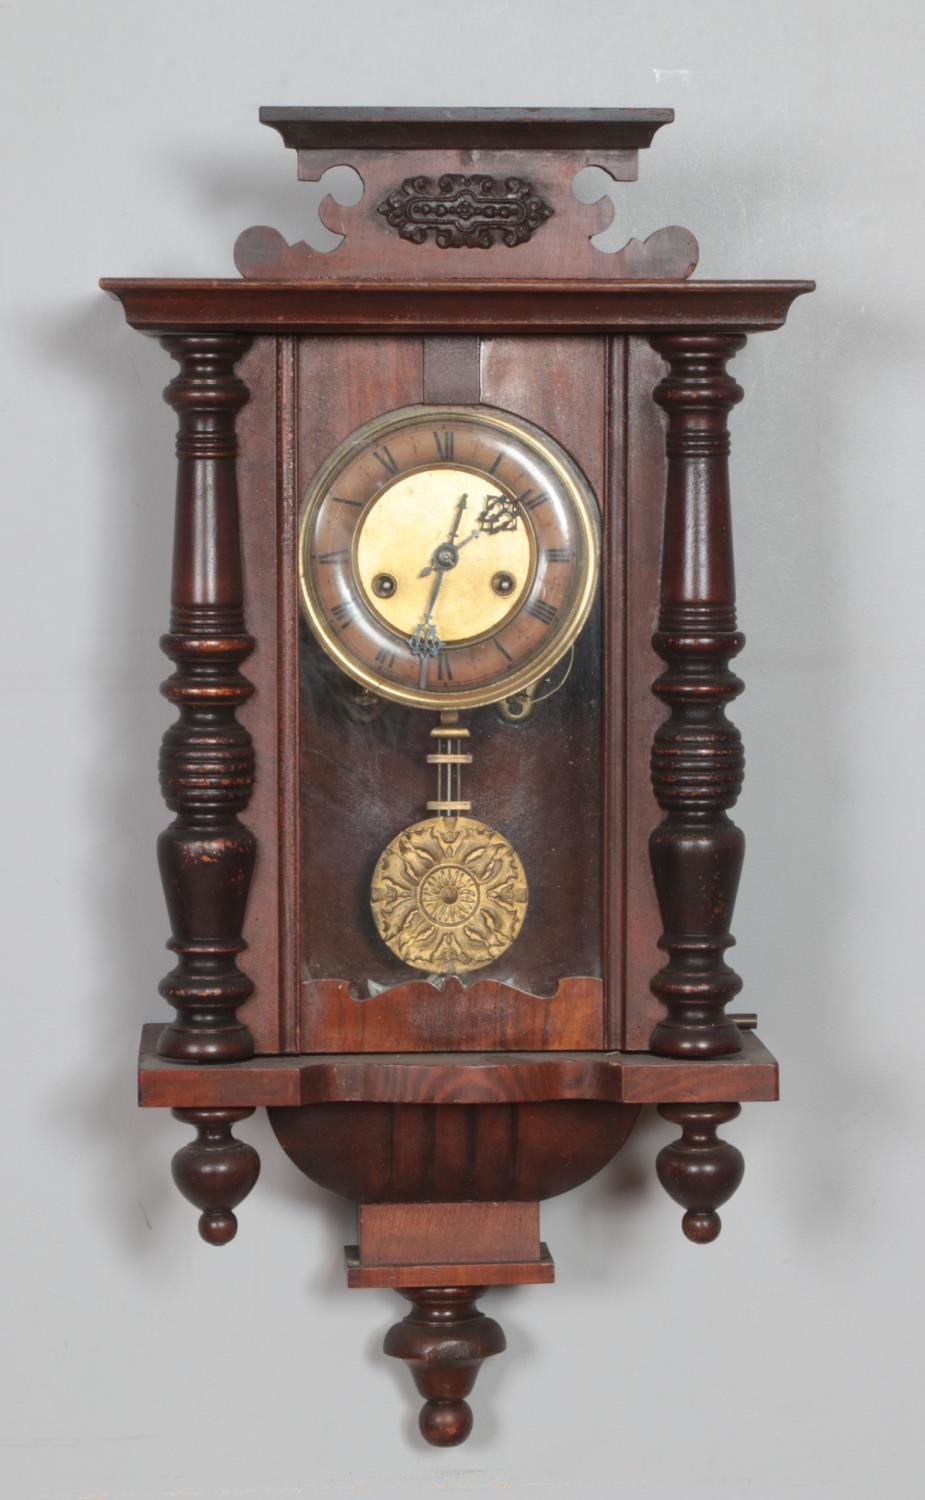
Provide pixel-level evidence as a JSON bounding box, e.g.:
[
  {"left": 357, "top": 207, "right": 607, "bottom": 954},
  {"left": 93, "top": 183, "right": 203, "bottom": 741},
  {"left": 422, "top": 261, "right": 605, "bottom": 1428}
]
[
  {"left": 346, "top": 1247, "right": 555, "bottom": 1290},
  {"left": 138, "top": 1024, "right": 779, "bottom": 1107},
  {"left": 101, "top": 279, "right": 814, "bottom": 336},
  {"left": 358, "top": 1201, "right": 540, "bottom": 1265},
  {"left": 300, "top": 977, "right": 603, "bottom": 1052}
]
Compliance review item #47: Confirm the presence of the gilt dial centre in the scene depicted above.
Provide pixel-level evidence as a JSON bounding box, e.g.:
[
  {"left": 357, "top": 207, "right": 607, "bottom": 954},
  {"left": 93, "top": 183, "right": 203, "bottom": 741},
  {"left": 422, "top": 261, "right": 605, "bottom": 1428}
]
[{"left": 355, "top": 466, "right": 534, "bottom": 643}]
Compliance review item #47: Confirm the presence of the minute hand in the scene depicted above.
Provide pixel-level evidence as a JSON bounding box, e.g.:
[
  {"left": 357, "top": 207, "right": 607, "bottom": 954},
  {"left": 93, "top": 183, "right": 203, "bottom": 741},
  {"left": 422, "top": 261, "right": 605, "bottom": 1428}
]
[
  {"left": 429, "top": 494, "right": 466, "bottom": 610},
  {"left": 444, "top": 494, "right": 468, "bottom": 549},
  {"left": 409, "top": 493, "right": 469, "bottom": 660}
]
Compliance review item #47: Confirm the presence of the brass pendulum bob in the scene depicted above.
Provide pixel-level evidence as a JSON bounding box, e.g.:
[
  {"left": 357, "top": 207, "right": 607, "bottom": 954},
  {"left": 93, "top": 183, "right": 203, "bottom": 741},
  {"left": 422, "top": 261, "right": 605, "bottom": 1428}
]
[{"left": 369, "top": 710, "right": 528, "bottom": 975}]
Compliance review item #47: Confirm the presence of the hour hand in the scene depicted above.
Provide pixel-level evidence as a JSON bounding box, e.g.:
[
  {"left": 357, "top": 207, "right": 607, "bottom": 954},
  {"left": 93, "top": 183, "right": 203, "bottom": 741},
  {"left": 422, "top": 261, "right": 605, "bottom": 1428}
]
[
  {"left": 477, "top": 493, "right": 519, "bottom": 533},
  {"left": 409, "top": 622, "right": 442, "bottom": 659},
  {"left": 410, "top": 621, "right": 442, "bottom": 687}
]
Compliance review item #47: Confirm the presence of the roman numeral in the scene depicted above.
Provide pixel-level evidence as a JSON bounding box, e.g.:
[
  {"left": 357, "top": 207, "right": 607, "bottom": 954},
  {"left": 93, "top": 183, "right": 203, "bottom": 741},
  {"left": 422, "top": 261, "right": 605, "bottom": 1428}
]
[
  {"left": 316, "top": 549, "right": 349, "bottom": 564},
  {"left": 545, "top": 548, "right": 572, "bottom": 563},
  {"left": 519, "top": 489, "right": 549, "bottom": 512},
  {"left": 331, "top": 495, "right": 362, "bottom": 508},
  {"left": 433, "top": 430, "right": 454, "bottom": 461},
  {"left": 436, "top": 650, "right": 453, "bottom": 681},
  {"left": 331, "top": 601, "right": 355, "bottom": 628},
  {"left": 374, "top": 646, "right": 396, "bottom": 669},
  {"left": 373, "top": 445, "right": 400, "bottom": 477},
  {"left": 492, "top": 637, "right": 513, "bottom": 662},
  {"left": 527, "top": 598, "right": 558, "bottom": 626}
]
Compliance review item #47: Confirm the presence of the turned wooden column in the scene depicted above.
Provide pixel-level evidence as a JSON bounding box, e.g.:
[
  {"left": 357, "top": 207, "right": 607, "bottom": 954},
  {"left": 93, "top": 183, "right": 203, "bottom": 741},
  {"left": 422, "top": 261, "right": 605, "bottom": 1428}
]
[
  {"left": 157, "top": 334, "right": 256, "bottom": 1062},
  {"left": 647, "top": 332, "right": 747, "bottom": 1058}
]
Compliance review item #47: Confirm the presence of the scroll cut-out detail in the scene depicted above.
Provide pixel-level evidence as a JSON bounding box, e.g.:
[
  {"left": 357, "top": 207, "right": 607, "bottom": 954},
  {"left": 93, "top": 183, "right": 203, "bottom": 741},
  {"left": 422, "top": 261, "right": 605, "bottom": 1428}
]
[
  {"left": 377, "top": 174, "right": 554, "bottom": 249},
  {"left": 233, "top": 164, "right": 363, "bottom": 274},
  {"left": 572, "top": 163, "right": 699, "bottom": 276},
  {"left": 304, "top": 163, "right": 364, "bottom": 250},
  {"left": 573, "top": 165, "right": 627, "bottom": 250},
  {"left": 234, "top": 149, "right": 698, "bottom": 280}
]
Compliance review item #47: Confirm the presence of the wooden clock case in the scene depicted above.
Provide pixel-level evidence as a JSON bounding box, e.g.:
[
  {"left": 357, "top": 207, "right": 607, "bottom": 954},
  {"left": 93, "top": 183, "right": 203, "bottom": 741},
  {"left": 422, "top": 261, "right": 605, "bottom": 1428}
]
[{"left": 103, "top": 107, "right": 812, "bottom": 1446}]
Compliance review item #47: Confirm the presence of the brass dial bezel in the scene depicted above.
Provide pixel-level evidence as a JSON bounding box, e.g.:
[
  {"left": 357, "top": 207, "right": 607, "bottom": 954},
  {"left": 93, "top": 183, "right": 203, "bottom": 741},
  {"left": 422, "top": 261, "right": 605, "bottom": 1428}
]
[{"left": 297, "top": 403, "right": 601, "bottom": 711}]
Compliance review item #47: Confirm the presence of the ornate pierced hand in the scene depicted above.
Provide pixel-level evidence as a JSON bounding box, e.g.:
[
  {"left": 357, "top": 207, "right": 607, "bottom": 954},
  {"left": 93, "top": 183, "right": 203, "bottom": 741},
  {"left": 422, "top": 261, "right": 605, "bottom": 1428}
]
[{"left": 476, "top": 493, "right": 519, "bottom": 534}]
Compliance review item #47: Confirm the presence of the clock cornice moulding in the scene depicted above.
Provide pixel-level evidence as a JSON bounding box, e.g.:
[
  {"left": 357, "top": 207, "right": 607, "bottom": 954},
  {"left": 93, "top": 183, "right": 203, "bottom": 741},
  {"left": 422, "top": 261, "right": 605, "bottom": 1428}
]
[{"left": 101, "top": 277, "right": 814, "bottom": 334}]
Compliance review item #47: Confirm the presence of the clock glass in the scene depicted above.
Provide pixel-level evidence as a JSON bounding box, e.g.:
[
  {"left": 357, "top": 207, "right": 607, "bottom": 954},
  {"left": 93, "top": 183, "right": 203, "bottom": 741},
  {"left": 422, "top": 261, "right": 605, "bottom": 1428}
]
[{"left": 296, "top": 399, "right": 605, "bottom": 999}]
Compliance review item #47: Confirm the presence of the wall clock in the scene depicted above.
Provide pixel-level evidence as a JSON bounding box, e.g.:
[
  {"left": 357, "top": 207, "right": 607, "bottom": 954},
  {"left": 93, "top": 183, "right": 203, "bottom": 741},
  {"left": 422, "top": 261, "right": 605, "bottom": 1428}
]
[{"left": 102, "top": 106, "right": 813, "bottom": 1446}]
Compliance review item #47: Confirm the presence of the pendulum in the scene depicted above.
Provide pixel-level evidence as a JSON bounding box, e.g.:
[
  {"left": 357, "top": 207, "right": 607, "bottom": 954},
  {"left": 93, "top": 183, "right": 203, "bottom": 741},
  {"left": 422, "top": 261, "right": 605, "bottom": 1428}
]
[{"left": 369, "top": 712, "right": 528, "bottom": 975}]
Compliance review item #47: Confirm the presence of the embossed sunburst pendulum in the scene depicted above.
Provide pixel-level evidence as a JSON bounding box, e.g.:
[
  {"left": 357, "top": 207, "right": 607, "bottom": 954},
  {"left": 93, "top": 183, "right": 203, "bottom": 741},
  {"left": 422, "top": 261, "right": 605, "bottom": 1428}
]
[{"left": 370, "top": 712, "right": 528, "bottom": 975}]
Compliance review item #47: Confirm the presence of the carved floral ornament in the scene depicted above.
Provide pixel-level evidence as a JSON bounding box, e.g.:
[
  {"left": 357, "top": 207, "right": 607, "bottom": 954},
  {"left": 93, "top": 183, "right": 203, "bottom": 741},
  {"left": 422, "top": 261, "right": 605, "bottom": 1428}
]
[{"left": 376, "top": 173, "right": 554, "bottom": 249}]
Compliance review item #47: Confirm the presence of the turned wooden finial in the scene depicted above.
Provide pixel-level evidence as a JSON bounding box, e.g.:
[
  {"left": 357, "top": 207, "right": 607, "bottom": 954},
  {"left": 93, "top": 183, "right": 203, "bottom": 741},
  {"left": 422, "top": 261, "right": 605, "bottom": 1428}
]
[
  {"left": 384, "top": 1287, "right": 506, "bottom": 1446},
  {"left": 656, "top": 1102, "right": 745, "bottom": 1242},
  {"left": 170, "top": 1107, "right": 260, "bottom": 1244}
]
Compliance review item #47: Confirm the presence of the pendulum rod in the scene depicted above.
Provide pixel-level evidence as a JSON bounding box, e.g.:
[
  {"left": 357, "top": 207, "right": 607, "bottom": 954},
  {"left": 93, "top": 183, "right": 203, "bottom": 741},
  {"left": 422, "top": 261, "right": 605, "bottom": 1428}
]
[{"left": 426, "top": 709, "right": 473, "bottom": 818}]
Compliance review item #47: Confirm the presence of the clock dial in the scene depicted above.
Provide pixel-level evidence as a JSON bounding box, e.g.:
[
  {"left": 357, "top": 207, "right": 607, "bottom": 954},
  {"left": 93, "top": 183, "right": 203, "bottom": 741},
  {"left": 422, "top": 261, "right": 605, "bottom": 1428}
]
[
  {"left": 298, "top": 404, "right": 600, "bottom": 709},
  {"left": 354, "top": 467, "right": 535, "bottom": 643}
]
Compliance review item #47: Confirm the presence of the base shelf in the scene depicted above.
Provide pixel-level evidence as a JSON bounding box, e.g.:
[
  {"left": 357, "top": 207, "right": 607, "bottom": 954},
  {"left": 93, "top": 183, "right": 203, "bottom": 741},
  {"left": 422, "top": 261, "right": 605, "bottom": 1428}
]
[{"left": 138, "top": 1023, "right": 778, "bottom": 1107}]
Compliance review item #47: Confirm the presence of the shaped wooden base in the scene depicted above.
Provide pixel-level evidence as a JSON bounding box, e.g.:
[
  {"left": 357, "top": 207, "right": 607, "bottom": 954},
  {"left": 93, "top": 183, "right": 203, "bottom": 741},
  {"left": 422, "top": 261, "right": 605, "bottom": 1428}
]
[{"left": 146, "top": 1033, "right": 767, "bottom": 1441}]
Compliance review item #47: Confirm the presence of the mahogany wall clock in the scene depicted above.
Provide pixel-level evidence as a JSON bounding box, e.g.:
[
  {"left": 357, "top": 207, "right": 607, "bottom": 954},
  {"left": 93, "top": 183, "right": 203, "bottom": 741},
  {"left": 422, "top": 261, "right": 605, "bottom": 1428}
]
[{"left": 102, "top": 106, "right": 813, "bottom": 1446}]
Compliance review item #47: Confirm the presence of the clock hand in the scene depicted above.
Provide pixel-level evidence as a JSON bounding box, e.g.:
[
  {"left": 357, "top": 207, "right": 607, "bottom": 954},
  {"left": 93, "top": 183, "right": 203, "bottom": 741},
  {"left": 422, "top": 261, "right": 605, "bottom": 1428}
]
[
  {"left": 422, "top": 564, "right": 446, "bottom": 626},
  {"left": 410, "top": 494, "right": 470, "bottom": 681},
  {"left": 417, "top": 493, "right": 469, "bottom": 578},
  {"left": 477, "top": 492, "right": 519, "bottom": 534},
  {"left": 418, "top": 492, "right": 518, "bottom": 577},
  {"left": 446, "top": 493, "right": 467, "bottom": 545},
  {"left": 409, "top": 570, "right": 445, "bottom": 653},
  {"left": 418, "top": 527, "right": 482, "bottom": 578},
  {"left": 416, "top": 528, "right": 479, "bottom": 573}
]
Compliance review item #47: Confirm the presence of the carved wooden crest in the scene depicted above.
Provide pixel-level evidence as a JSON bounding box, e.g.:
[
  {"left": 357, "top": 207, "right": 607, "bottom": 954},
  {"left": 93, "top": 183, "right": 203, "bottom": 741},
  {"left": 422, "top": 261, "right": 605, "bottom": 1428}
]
[
  {"left": 233, "top": 108, "right": 702, "bottom": 280},
  {"left": 377, "top": 173, "right": 554, "bottom": 249}
]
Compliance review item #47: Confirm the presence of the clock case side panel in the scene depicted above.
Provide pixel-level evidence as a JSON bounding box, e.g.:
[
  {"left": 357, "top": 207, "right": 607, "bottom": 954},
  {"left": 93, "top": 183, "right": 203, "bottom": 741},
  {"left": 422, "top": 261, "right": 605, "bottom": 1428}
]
[
  {"left": 295, "top": 334, "right": 608, "bottom": 1053},
  {"left": 621, "top": 336, "right": 670, "bottom": 1051},
  {"left": 235, "top": 336, "right": 284, "bottom": 1052}
]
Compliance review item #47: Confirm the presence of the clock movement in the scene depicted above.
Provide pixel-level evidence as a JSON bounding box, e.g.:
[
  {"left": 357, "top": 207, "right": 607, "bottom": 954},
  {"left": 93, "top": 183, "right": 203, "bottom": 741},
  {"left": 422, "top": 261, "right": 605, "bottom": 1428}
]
[{"left": 103, "top": 106, "right": 812, "bottom": 1446}]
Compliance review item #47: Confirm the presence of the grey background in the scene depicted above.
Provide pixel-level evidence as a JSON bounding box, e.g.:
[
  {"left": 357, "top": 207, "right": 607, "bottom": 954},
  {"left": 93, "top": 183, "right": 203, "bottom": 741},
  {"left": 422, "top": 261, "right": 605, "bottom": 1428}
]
[{"left": 2, "top": 2, "right": 922, "bottom": 1497}]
